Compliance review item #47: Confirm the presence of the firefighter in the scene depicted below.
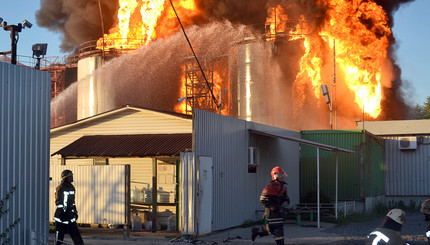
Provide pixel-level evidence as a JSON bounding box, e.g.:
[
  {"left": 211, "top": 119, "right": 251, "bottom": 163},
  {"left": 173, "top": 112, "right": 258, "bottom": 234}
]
[
  {"left": 53, "top": 170, "right": 84, "bottom": 245},
  {"left": 420, "top": 199, "right": 430, "bottom": 244},
  {"left": 365, "top": 208, "right": 408, "bottom": 245},
  {"left": 252, "top": 166, "right": 290, "bottom": 245}
]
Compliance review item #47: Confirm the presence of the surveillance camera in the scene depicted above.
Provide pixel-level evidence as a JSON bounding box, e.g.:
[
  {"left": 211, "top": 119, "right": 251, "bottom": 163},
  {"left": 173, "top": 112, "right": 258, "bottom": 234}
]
[{"left": 22, "top": 20, "right": 32, "bottom": 29}]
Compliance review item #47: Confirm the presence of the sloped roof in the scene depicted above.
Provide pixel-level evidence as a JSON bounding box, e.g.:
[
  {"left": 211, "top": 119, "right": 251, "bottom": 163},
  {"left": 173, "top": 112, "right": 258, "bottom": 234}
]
[
  {"left": 51, "top": 104, "right": 191, "bottom": 132},
  {"left": 52, "top": 133, "right": 192, "bottom": 158}
]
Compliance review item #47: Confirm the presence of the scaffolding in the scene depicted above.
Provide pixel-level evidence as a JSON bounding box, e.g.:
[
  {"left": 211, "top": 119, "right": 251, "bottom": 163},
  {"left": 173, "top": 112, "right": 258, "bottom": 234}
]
[
  {"left": 183, "top": 57, "right": 217, "bottom": 115},
  {"left": 40, "top": 56, "right": 78, "bottom": 128}
]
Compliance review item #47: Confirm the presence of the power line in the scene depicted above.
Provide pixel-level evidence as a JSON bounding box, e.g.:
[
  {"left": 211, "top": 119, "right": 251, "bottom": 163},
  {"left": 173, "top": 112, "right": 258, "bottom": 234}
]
[{"left": 168, "top": 0, "right": 220, "bottom": 108}]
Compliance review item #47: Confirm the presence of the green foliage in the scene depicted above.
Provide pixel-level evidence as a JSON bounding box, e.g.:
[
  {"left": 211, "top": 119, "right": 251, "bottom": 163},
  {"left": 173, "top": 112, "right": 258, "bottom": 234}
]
[
  {"left": 0, "top": 186, "right": 21, "bottom": 244},
  {"left": 413, "top": 96, "right": 430, "bottom": 119}
]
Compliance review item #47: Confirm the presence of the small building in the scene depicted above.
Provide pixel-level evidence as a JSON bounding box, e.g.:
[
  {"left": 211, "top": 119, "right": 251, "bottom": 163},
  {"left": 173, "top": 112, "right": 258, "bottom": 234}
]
[
  {"left": 50, "top": 105, "right": 302, "bottom": 234},
  {"left": 300, "top": 130, "right": 385, "bottom": 212},
  {"left": 357, "top": 120, "right": 430, "bottom": 206}
]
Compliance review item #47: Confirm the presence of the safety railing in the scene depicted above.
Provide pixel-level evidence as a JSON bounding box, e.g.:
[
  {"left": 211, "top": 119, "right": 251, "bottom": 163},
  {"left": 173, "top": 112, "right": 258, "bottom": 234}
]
[{"left": 294, "top": 201, "right": 356, "bottom": 219}]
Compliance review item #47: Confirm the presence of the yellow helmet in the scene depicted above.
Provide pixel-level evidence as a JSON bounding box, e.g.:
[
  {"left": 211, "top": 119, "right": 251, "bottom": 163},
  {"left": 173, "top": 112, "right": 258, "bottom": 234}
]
[
  {"left": 386, "top": 209, "right": 406, "bottom": 225},
  {"left": 420, "top": 199, "right": 430, "bottom": 215}
]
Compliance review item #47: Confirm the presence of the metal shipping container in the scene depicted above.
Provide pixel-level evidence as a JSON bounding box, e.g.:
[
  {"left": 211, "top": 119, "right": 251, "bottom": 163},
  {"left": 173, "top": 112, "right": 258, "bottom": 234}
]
[{"left": 300, "top": 130, "right": 384, "bottom": 201}]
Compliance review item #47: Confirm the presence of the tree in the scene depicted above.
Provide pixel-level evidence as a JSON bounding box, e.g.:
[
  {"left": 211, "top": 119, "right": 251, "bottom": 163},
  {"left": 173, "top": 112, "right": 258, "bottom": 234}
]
[
  {"left": 423, "top": 97, "right": 430, "bottom": 119},
  {"left": 412, "top": 96, "right": 430, "bottom": 119}
]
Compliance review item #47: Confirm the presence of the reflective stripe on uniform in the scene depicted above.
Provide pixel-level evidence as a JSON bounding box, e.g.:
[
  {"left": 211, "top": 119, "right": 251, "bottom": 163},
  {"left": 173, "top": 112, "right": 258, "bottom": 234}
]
[
  {"left": 274, "top": 236, "right": 284, "bottom": 240},
  {"left": 368, "top": 231, "right": 389, "bottom": 245},
  {"left": 53, "top": 217, "right": 69, "bottom": 224},
  {"left": 57, "top": 205, "right": 64, "bottom": 208}
]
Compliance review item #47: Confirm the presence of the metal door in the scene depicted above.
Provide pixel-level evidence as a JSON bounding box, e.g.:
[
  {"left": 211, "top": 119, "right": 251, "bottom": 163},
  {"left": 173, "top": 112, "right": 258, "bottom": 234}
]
[{"left": 198, "top": 156, "right": 213, "bottom": 235}]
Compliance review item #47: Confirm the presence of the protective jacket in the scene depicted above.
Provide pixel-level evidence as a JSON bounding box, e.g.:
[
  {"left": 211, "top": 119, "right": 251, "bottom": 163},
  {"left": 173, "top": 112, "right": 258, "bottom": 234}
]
[
  {"left": 54, "top": 181, "right": 78, "bottom": 224},
  {"left": 260, "top": 180, "right": 290, "bottom": 214},
  {"left": 365, "top": 227, "right": 406, "bottom": 245}
]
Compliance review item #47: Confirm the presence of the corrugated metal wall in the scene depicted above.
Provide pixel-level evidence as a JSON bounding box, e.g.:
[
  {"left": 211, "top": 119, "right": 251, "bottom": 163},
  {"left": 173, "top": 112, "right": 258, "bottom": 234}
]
[
  {"left": 0, "top": 63, "right": 50, "bottom": 244},
  {"left": 50, "top": 165, "right": 129, "bottom": 224},
  {"left": 300, "top": 130, "right": 385, "bottom": 201},
  {"left": 384, "top": 136, "right": 430, "bottom": 196},
  {"left": 193, "top": 109, "right": 300, "bottom": 232}
]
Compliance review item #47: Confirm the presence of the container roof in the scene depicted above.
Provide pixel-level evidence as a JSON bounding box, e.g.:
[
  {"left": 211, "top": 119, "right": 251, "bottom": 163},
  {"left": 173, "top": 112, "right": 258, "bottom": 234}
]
[
  {"left": 356, "top": 119, "right": 430, "bottom": 136},
  {"left": 52, "top": 133, "right": 192, "bottom": 158}
]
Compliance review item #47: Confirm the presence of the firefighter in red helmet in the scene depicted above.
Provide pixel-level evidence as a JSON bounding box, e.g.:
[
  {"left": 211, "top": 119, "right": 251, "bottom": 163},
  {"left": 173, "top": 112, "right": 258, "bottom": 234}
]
[{"left": 252, "top": 166, "right": 290, "bottom": 245}]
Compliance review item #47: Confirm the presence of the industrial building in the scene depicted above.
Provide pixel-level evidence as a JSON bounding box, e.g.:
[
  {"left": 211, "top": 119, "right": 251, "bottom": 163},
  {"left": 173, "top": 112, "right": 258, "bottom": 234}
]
[{"left": 357, "top": 120, "right": 430, "bottom": 206}]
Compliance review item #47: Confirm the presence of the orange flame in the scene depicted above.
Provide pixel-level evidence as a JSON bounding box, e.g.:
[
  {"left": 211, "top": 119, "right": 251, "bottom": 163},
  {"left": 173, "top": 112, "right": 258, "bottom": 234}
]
[
  {"left": 268, "top": 0, "right": 390, "bottom": 118},
  {"left": 97, "top": 0, "right": 200, "bottom": 51}
]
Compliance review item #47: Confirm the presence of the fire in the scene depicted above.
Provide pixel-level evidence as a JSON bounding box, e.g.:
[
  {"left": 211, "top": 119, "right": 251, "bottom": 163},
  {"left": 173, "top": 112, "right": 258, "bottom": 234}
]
[
  {"left": 97, "top": 0, "right": 200, "bottom": 51},
  {"left": 269, "top": 0, "right": 390, "bottom": 118}
]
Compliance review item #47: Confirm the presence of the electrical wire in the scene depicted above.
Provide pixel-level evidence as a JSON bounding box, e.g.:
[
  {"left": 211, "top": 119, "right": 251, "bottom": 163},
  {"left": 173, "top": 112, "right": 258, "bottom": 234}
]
[{"left": 168, "top": 0, "right": 220, "bottom": 108}]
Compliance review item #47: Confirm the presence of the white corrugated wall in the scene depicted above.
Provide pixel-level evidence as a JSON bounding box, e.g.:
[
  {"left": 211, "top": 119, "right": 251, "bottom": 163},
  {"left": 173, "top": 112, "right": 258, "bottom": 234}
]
[
  {"left": 385, "top": 136, "right": 430, "bottom": 196},
  {"left": 193, "top": 109, "right": 300, "bottom": 232},
  {"left": 50, "top": 165, "right": 129, "bottom": 224},
  {"left": 0, "top": 63, "right": 50, "bottom": 244}
]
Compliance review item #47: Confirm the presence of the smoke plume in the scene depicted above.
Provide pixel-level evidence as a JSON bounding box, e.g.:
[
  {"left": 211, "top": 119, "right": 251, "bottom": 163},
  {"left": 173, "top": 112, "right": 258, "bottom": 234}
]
[{"left": 36, "top": 0, "right": 118, "bottom": 52}]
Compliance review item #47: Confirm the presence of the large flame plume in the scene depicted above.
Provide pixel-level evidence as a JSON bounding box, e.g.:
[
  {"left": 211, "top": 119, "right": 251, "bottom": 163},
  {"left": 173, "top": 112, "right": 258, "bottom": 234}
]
[
  {"left": 266, "top": 0, "right": 392, "bottom": 119},
  {"left": 97, "top": 0, "right": 200, "bottom": 50}
]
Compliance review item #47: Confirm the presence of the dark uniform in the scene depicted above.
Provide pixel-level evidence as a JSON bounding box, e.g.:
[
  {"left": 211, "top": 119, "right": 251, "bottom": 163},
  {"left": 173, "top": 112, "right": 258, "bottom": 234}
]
[
  {"left": 365, "top": 209, "right": 407, "bottom": 245},
  {"left": 420, "top": 199, "right": 430, "bottom": 244},
  {"left": 365, "top": 227, "right": 406, "bottom": 245},
  {"left": 54, "top": 171, "right": 84, "bottom": 245},
  {"left": 253, "top": 180, "right": 289, "bottom": 245}
]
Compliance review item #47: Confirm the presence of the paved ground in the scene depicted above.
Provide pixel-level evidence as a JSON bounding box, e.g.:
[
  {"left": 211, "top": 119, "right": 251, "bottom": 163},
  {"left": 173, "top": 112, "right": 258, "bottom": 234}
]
[{"left": 51, "top": 211, "right": 429, "bottom": 245}]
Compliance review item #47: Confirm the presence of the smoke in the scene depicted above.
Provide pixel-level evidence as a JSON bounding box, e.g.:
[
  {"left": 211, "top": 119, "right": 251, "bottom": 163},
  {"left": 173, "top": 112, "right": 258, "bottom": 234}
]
[
  {"left": 196, "top": 0, "right": 267, "bottom": 25},
  {"left": 36, "top": 0, "right": 118, "bottom": 52}
]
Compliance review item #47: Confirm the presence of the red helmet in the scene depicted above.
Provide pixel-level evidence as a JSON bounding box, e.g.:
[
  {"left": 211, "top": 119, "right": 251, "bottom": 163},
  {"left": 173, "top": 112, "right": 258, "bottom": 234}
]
[{"left": 271, "top": 166, "right": 287, "bottom": 181}]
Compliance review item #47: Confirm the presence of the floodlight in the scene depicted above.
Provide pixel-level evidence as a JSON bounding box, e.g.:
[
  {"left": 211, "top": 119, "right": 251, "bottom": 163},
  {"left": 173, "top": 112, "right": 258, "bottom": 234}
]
[
  {"left": 321, "top": 85, "right": 330, "bottom": 104},
  {"left": 177, "top": 97, "right": 187, "bottom": 103},
  {"left": 22, "top": 20, "right": 32, "bottom": 29},
  {"left": 32, "top": 43, "right": 48, "bottom": 58}
]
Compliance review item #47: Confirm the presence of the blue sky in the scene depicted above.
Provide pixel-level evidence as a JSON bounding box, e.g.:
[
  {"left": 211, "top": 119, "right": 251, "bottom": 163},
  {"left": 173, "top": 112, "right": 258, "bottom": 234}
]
[{"left": 1, "top": 0, "right": 429, "bottom": 106}]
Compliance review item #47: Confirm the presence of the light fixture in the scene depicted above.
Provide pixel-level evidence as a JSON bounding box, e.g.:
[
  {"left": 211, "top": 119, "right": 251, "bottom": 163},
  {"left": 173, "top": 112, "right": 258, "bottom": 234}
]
[
  {"left": 22, "top": 20, "right": 32, "bottom": 29},
  {"left": 177, "top": 97, "right": 188, "bottom": 103},
  {"left": 0, "top": 18, "right": 32, "bottom": 65},
  {"left": 32, "top": 43, "right": 48, "bottom": 70},
  {"left": 0, "top": 17, "right": 3, "bottom": 25},
  {"left": 321, "top": 84, "right": 333, "bottom": 129},
  {"left": 32, "top": 43, "right": 47, "bottom": 57},
  {"left": 321, "top": 85, "right": 330, "bottom": 104}
]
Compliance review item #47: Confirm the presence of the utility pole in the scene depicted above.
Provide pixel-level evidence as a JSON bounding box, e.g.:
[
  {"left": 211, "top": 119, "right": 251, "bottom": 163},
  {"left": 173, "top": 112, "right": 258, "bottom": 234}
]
[
  {"left": 1, "top": 19, "right": 32, "bottom": 65},
  {"left": 333, "top": 39, "right": 337, "bottom": 129}
]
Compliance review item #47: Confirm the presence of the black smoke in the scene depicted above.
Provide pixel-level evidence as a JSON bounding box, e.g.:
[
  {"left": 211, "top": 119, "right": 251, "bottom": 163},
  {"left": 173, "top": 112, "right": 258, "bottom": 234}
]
[{"left": 36, "top": 0, "right": 118, "bottom": 52}]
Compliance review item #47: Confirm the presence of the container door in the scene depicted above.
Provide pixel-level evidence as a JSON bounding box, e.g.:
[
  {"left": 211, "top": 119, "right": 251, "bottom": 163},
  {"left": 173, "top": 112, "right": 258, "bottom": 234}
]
[{"left": 198, "top": 156, "right": 213, "bottom": 235}]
